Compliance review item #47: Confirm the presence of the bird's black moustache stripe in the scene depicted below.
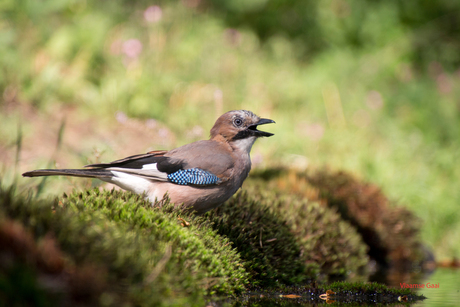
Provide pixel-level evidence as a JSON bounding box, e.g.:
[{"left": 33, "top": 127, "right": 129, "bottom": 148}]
[{"left": 232, "top": 129, "right": 253, "bottom": 141}]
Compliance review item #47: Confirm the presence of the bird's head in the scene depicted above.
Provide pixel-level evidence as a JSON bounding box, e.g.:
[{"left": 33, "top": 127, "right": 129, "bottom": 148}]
[{"left": 210, "top": 110, "right": 275, "bottom": 152}]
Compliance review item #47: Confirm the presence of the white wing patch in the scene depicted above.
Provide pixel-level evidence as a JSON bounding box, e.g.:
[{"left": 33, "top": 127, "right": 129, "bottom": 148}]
[
  {"left": 109, "top": 171, "right": 154, "bottom": 195},
  {"left": 142, "top": 163, "right": 159, "bottom": 170},
  {"left": 107, "top": 166, "right": 169, "bottom": 181}
]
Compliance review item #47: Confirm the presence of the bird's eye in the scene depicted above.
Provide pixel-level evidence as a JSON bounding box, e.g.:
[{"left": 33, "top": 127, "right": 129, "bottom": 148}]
[{"left": 233, "top": 118, "right": 243, "bottom": 127}]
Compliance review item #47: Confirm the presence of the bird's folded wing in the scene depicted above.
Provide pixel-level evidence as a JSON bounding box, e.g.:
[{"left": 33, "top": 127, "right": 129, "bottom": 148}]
[
  {"left": 166, "top": 168, "right": 221, "bottom": 185},
  {"left": 85, "top": 148, "right": 229, "bottom": 186},
  {"left": 165, "top": 140, "right": 234, "bottom": 177}
]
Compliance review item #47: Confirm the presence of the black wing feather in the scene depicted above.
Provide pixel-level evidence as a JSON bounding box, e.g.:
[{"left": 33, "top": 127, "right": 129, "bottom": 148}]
[{"left": 85, "top": 152, "right": 185, "bottom": 174}]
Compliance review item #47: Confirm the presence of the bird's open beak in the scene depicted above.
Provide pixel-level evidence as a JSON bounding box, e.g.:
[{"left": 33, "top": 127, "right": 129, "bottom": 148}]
[{"left": 249, "top": 118, "right": 275, "bottom": 137}]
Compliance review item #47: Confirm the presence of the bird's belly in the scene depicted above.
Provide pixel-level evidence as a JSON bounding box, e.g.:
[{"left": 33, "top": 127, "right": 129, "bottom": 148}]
[
  {"left": 147, "top": 182, "right": 238, "bottom": 214},
  {"left": 107, "top": 171, "right": 243, "bottom": 214}
]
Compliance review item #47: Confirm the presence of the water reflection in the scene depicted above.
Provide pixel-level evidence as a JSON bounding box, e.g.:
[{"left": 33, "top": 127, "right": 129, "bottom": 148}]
[
  {"left": 216, "top": 269, "right": 459, "bottom": 306},
  {"left": 413, "top": 268, "right": 460, "bottom": 307}
]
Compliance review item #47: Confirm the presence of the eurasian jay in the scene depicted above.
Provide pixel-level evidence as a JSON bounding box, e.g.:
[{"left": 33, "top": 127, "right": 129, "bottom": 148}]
[{"left": 23, "top": 110, "right": 275, "bottom": 213}]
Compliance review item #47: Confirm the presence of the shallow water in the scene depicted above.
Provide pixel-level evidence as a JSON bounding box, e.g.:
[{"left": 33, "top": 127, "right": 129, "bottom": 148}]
[
  {"left": 221, "top": 268, "right": 459, "bottom": 306},
  {"left": 413, "top": 268, "right": 460, "bottom": 307}
]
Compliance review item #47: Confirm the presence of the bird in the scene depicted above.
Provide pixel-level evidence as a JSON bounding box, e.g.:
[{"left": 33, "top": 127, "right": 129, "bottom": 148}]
[{"left": 23, "top": 110, "right": 275, "bottom": 214}]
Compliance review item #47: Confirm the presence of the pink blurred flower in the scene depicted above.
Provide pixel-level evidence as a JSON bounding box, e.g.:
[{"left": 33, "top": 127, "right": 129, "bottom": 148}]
[
  {"left": 436, "top": 73, "right": 452, "bottom": 94},
  {"left": 145, "top": 119, "right": 158, "bottom": 129},
  {"left": 224, "top": 28, "right": 241, "bottom": 46},
  {"left": 352, "top": 109, "right": 371, "bottom": 128},
  {"left": 251, "top": 152, "right": 264, "bottom": 166},
  {"left": 182, "top": 0, "right": 201, "bottom": 8},
  {"left": 298, "top": 122, "right": 325, "bottom": 141},
  {"left": 187, "top": 125, "right": 204, "bottom": 139},
  {"left": 116, "top": 111, "right": 128, "bottom": 124},
  {"left": 366, "top": 90, "right": 383, "bottom": 110},
  {"left": 110, "top": 39, "right": 122, "bottom": 55},
  {"left": 144, "top": 6, "right": 162, "bottom": 23},
  {"left": 122, "top": 39, "right": 143, "bottom": 59}
]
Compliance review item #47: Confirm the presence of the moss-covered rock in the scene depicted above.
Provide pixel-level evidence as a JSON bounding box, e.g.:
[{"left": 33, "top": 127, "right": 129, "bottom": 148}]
[
  {"left": 307, "top": 169, "right": 427, "bottom": 271},
  {"left": 0, "top": 218, "right": 63, "bottom": 307},
  {"left": 205, "top": 191, "right": 314, "bottom": 287},
  {"left": 59, "top": 189, "right": 248, "bottom": 296},
  {"left": 272, "top": 195, "right": 369, "bottom": 278},
  {"left": 1, "top": 165, "right": 428, "bottom": 304},
  {"left": 0, "top": 186, "right": 248, "bottom": 306},
  {"left": 204, "top": 187, "right": 369, "bottom": 286},
  {"left": 248, "top": 168, "right": 428, "bottom": 274}
]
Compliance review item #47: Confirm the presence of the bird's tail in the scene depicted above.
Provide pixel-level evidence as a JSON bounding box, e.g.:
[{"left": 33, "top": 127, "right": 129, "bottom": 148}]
[{"left": 22, "top": 168, "right": 113, "bottom": 178}]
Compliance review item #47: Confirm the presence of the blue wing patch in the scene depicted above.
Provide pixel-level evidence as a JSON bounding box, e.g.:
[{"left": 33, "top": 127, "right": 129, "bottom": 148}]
[{"left": 167, "top": 168, "right": 220, "bottom": 185}]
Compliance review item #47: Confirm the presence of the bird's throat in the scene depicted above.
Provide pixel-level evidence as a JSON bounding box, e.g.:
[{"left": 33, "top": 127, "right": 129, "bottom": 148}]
[{"left": 231, "top": 136, "right": 256, "bottom": 154}]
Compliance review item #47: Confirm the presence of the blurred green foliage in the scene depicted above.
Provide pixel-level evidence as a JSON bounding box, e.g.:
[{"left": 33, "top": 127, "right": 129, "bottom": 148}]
[
  {"left": 206, "top": 0, "right": 460, "bottom": 70},
  {"left": 1, "top": 0, "right": 459, "bottom": 260}
]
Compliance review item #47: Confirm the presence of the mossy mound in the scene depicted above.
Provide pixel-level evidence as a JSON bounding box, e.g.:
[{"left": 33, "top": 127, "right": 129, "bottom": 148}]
[
  {"left": 248, "top": 168, "right": 428, "bottom": 273},
  {"left": 0, "top": 180, "right": 370, "bottom": 304},
  {"left": 273, "top": 195, "right": 369, "bottom": 278},
  {"left": 204, "top": 187, "right": 369, "bottom": 286},
  {"left": 0, "top": 186, "right": 248, "bottom": 306},
  {"left": 205, "top": 191, "right": 314, "bottom": 287},
  {"left": 1, "top": 165, "right": 429, "bottom": 304},
  {"left": 307, "top": 169, "right": 427, "bottom": 271},
  {"left": 0, "top": 218, "right": 63, "bottom": 306},
  {"left": 59, "top": 189, "right": 248, "bottom": 296}
]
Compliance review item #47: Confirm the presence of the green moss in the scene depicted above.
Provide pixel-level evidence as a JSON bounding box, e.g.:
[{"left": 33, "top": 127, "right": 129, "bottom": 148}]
[
  {"left": 205, "top": 190, "right": 314, "bottom": 287},
  {"left": 59, "top": 188, "right": 249, "bottom": 296},
  {"left": 0, "top": 172, "right": 426, "bottom": 305},
  {"left": 0, "top": 185, "right": 248, "bottom": 306},
  {"left": 307, "top": 169, "right": 427, "bottom": 270},
  {"left": 273, "top": 195, "right": 369, "bottom": 277},
  {"left": 204, "top": 186, "right": 368, "bottom": 286},
  {"left": 0, "top": 262, "right": 57, "bottom": 307},
  {"left": 248, "top": 168, "right": 428, "bottom": 275}
]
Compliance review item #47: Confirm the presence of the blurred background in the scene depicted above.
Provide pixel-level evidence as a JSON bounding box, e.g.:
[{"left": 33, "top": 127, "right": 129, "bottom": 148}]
[{"left": 1, "top": 0, "right": 459, "bottom": 262}]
